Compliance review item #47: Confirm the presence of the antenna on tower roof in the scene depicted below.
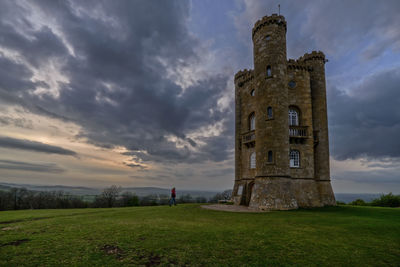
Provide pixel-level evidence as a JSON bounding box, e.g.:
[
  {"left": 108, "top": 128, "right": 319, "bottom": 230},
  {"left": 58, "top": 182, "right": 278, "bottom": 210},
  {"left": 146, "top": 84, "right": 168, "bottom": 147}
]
[{"left": 278, "top": 4, "right": 280, "bottom": 15}]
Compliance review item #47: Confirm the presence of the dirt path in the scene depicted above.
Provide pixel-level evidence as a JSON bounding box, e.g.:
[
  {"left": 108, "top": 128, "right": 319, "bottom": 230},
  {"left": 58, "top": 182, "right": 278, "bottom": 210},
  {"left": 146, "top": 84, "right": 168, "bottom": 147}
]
[{"left": 201, "top": 204, "right": 266, "bottom": 213}]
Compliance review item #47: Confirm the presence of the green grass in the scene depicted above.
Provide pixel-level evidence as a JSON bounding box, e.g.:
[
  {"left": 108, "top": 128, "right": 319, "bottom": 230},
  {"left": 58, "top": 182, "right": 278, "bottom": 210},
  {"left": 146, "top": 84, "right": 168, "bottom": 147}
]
[{"left": 0, "top": 205, "right": 399, "bottom": 266}]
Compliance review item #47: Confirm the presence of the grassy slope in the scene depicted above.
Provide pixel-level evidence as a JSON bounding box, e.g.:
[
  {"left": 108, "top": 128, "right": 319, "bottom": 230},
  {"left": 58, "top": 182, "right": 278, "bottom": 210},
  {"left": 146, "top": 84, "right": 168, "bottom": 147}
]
[{"left": 0, "top": 205, "right": 399, "bottom": 266}]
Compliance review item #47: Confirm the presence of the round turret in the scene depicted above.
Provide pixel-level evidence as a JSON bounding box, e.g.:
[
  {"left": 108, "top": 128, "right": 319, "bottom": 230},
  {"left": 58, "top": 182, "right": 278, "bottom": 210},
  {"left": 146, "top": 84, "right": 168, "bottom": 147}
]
[
  {"left": 249, "top": 14, "right": 290, "bottom": 178},
  {"left": 252, "top": 14, "right": 287, "bottom": 78}
]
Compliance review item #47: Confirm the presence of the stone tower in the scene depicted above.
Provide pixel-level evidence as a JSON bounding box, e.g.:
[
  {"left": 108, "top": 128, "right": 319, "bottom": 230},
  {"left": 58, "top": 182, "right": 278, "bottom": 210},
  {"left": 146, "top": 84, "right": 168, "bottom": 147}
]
[{"left": 232, "top": 14, "right": 336, "bottom": 210}]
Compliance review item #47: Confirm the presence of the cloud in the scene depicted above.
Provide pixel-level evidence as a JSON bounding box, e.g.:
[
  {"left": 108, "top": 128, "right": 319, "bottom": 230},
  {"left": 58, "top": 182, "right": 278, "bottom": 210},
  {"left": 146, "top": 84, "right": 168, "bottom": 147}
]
[
  {"left": 0, "top": 0, "right": 233, "bottom": 165},
  {"left": 0, "top": 116, "right": 33, "bottom": 129},
  {"left": 233, "top": 0, "right": 400, "bottom": 60},
  {"left": 0, "top": 159, "right": 64, "bottom": 173},
  {"left": 328, "top": 67, "right": 400, "bottom": 160},
  {"left": 0, "top": 136, "right": 77, "bottom": 156}
]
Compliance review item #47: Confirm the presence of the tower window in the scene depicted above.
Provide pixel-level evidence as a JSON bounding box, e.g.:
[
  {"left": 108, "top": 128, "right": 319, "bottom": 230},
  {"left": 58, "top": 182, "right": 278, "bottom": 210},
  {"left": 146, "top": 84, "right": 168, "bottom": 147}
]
[
  {"left": 265, "top": 35, "right": 271, "bottom": 41},
  {"left": 250, "top": 89, "right": 255, "bottom": 96},
  {"left": 267, "top": 106, "right": 273, "bottom": 119},
  {"left": 290, "top": 150, "right": 300, "bottom": 168},
  {"left": 268, "top": 151, "right": 273, "bottom": 162},
  {"left": 288, "top": 80, "right": 296, "bottom": 88},
  {"left": 237, "top": 185, "right": 243, "bottom": 195},
  {"left": 267, "top": 66, "right": 272, "bottom": 77},
  {"left": 250, "top": 152, "right": 256, "bottom": 169},
  {"left": 249, "top": 113, "right": 255, "bottom": 131},
  {"left": 288, "top": 109, "right": 299, "bottom": 126}
]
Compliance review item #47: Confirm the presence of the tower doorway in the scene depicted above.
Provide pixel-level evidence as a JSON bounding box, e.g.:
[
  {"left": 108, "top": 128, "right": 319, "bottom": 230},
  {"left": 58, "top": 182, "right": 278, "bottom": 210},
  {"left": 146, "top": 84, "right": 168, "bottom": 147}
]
[{"left": 245, "top": 182, "right": 254, "bottom": 206}]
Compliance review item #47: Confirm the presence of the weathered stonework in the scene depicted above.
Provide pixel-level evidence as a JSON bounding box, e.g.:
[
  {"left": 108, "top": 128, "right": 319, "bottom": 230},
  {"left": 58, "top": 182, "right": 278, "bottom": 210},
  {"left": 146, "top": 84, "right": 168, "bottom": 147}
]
[{"left": 233, "top": 14, "right": 336, "bottom": 210}]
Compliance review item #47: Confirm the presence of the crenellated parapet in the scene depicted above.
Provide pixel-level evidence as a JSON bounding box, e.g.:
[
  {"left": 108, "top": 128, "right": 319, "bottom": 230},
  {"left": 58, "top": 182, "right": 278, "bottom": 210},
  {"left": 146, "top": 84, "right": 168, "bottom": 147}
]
[
  {"left": 299, "top": 51, "right": 326, "bottom": 63},
  {"left": 233, "top": 13, "right": 336, "bottom": 210},
  {"left": 234, "top": 69, "right": 254, "bottom": 87},
  {"left": 287, "top": 59, "right": 312, "bottom": 72},
  {"left": 252, "top": 14, "right": 287, "bottom": 38}
]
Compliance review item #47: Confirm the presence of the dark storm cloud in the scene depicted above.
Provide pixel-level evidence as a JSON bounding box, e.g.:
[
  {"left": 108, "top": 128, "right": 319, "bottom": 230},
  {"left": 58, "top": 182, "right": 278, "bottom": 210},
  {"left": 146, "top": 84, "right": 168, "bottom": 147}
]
[
  {"left": 235, "top": 0, "right": 400, "bottom": 60},
  {"left": 0, "top": 159, "right": 64, "bottom": 173},
  {"left": 123, "top": 162, "right": 146, "bottom": 169},
  {"left": 0, "top": 136, "right": 77, "bottom": 156},
  {"left": 328, "top": 68, "right": 400, "bottom": 160},
  {"left": 0, "top": 116, "right": 33, "bottom": 129},
  {"left": 0, "top": 0, "right": 233, "bottom": 164},
  {"left": 0, "top": 55, "right": 36, "bottom": 93}
]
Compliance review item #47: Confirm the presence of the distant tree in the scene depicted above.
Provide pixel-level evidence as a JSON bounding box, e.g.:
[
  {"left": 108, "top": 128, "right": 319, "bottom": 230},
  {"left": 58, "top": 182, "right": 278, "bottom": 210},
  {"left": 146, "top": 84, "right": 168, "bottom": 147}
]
[
  {"left": 371, "top": 193, "right": 400, "bottom": 207},
  {"left": 336, "top": 201, "right": 346, "bottom": 205},
  {"left": 349, "top": 199, "right": 366, "bottom": 206},
  {"left": 140, "top": 194, "right": 158, "bottom": 206},
  {"left": 195, "top": 196, "right": 207, "bottom": 203},
  {"left": 120, "top": 192, "right": 139, "bottom": 207},
  {"left": 178, "top": 194, "right": 193, "bottom": 204},
  {"left": 209, "top": 190, "right": 232, "bottom": 203},
  {"left": 100, "top": 185, "right": 122, "bottom": 208}
]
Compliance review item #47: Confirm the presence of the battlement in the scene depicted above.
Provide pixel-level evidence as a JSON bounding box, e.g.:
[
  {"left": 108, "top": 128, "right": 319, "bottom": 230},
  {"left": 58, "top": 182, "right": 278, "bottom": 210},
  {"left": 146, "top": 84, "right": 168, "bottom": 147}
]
[
  {"left": 287, "top": 59, "right": 312, "bottom": 72},
  {"left": 233, "top": 13, "right": 335, "bottom": 210},
  {"left": 299, "top": 51, "right": 326, "bottom": 62},
  {"left": 234, "top": 69, "right": 254, "bottom": 87},
  {"left": 252, "top": 14, "right": 287, "bottom": 38}
]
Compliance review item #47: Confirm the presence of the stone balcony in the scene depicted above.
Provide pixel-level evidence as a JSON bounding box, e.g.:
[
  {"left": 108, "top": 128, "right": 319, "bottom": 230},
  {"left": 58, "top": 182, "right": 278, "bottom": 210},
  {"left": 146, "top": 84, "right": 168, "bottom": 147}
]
[
  {"left": 289, "top": 126, "right": 308, "bottom": 138},
  {"left": 242, "top": 130, "right": 255, "bottom": 147}
]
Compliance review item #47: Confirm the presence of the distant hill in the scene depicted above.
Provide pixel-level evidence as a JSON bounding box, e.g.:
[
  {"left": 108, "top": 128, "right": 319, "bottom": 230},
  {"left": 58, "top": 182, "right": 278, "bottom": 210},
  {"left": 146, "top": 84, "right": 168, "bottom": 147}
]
[
  {"left": 0, "top": 182, "right": 386, "bottom": 202},
  {"left": 334, "top": 193, "right": 382, "bottom": 203},
  {"left": 0, "top": 182, "right": 101, "bottom": 195},
  {"left": 0, "top": 182, "right": 219, "bottom": 199}
]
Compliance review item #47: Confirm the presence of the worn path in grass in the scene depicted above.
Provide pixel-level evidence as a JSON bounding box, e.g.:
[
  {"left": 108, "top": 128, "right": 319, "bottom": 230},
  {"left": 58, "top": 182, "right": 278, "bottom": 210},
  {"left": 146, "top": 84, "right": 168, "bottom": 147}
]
[{"left": 0, "top": 205, "right": 399, "bottom": 266}]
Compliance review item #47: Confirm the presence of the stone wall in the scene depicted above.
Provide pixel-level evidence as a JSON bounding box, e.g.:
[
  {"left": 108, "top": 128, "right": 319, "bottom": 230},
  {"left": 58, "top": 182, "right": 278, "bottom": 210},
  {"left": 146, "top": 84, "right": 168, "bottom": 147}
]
[{"left": 232, "top": 14, "right": 336, "bottom": 211}]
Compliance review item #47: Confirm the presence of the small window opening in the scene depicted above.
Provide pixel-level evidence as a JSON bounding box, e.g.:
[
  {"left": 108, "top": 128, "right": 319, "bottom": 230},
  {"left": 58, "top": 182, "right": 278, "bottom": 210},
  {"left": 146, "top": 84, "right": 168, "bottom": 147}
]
[
  {"left": 267, "top": 66, "right": 272, "bottom": 77},
  {"left": 268, "top": 151, "right": 273, "bottom": 162},
  {"left": 290, "top": 150, "right": 300, "bottom": 168},
  {"left": 267, "top": 106, "right": 273, "bottom": 119},
  {"left": 250, "top": 152, "right": 256, "bottom": 169},
  {"left": 288, "top": 80, "right": 296, "bottom": 88},
  {"left": 250, "top": 89, "right": 255, "bottom": 96},
  {"left": 265, "top": 35, "right": 271, "bottom": 41},
  {"left": 249, "top": 113, "right": 255, "bottom": 131},
  {"left": 237, "top": 185, "right": 243, "bottom": 195}
]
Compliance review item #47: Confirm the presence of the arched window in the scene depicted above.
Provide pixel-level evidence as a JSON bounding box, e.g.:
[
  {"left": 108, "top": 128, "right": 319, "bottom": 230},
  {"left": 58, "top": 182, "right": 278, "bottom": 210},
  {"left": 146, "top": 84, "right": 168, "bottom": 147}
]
[
  {"left": 250, "top": 89, "right": 255, "bottom": 96},
  {"left": 267, "top": 66, "right": 272, "bottom": 77},
  {"left": 249, "top": 113, "right": 255, "bottom": 131},
  {"left": 268, "top": 151, "right": 273, "bottom": 162},
  {"left": 237, "top": 185, "right": 243, "bottom": 195},
  {"left": 290, "top": 150, "right": 300, "bottom": 168},
  {"left": 265, "top": 35, "right": 271, "bottom": 41},
  {"left": 250, "top": 152, "right": 256, "bottom": 169},
  {"left": 267, "top": 106, "right": 273, "bottom": 119},
  {"left": 288, "top": 109, "right": 299, "bottom": 126}
]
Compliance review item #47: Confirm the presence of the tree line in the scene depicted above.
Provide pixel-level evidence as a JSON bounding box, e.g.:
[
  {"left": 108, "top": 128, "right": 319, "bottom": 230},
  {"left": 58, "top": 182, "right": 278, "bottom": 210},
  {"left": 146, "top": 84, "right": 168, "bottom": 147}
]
[
  {"left": 0, "top": 185, "right": 232, "bottom": 211},
  {"left": 337, "top": 193, "right": 400, "bottom": 207}
]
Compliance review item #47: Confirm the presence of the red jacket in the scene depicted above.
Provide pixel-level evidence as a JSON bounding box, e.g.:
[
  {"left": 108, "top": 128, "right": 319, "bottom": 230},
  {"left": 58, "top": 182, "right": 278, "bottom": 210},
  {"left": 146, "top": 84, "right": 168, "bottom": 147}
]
[{"left": 171, "top": 188, "right": 176, "bottom": 198}]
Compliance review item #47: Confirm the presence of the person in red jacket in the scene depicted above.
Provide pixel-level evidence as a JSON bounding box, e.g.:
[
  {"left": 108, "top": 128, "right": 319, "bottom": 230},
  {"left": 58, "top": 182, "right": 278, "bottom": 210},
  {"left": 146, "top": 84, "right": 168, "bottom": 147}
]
[{"left": 169, "top": 187, "right": 176, "bottom": 206}]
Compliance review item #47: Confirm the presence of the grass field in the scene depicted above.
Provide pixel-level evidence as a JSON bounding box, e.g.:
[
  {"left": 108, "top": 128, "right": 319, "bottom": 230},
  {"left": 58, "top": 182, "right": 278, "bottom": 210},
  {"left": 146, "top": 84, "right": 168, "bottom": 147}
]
[{"left": 0, "top": 205, "right": 399, "bottom": 266}]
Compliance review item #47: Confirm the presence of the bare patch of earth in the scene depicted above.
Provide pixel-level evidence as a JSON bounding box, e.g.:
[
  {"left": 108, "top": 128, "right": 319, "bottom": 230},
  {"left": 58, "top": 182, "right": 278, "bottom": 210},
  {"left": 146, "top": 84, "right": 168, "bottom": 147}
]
[
  {"left": 100, "top": 244, "right": 124, "bottom": 259},
  {"left": 0, "top": 239, "right": 30, "bottom": 247},
  {"left": 1, "top": 226, "right": 20, "bottom": 231},
  {"left": 201, "top": 204, "right": 267, "bottom": 213}
]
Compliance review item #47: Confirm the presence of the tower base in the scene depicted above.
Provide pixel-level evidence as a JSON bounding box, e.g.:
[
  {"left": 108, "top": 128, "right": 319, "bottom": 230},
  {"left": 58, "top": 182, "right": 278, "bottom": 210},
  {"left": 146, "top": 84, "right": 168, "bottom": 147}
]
[{"left": 234, "top": 177, "right": 336, "bottom": 211}]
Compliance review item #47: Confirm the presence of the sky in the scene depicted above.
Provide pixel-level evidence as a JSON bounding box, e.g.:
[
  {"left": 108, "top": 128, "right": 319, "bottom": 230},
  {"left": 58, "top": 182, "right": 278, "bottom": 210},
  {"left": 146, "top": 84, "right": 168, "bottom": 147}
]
[{"left": 0, "top": 0, "right": 399, "bottom": 193}]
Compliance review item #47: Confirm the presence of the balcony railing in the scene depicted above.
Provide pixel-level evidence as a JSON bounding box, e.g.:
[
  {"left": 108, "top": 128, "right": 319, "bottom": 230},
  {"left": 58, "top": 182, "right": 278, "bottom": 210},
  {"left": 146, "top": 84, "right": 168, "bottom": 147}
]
[
  {"left": 289, "top": 126, "right": 308, "bottom": 138},
  {"left": 242, "top": 131, "right": 255, "bottom": 144}
]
